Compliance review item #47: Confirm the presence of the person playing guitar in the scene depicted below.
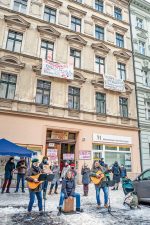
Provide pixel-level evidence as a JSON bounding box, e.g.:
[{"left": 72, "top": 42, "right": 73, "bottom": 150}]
[
  {"left": 26, "top": 158, "right": 43, "bottom": 218},
  {"left": 90, "top": 160, "right": 109, "bottom": 209}
]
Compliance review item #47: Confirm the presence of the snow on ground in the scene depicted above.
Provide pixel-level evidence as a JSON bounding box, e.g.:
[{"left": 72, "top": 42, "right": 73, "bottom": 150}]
[{"left": 0, "top": 184, "right": 150, "bottom": 225}]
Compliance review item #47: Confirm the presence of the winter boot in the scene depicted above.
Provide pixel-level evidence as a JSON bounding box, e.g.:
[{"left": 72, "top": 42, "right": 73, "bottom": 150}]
[
  {"left": 6, "top": 189, "right": 10, "bottom": 193},
  {"left": 54, "top": 189, "right": 58, "bottom": 194},
  {"left": 76, "top": 208, "right": 83, "bottom": 212},
  {"left": 104, "top": 204, "right": 109, "bottom": 208},
  {"left": 57, "top": 207, "right": 62, "bottom": 216},
  {"left": 48, "top": 189, "right": 52, "bottom": 195},
  {"left": 111, "top": 187, "right": 116, "bottom": 191}
]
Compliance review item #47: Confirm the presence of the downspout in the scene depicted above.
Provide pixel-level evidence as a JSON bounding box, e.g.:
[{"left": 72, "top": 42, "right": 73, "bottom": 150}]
[{"left": 128, "top": 0, "right": 143, "bottom": 172}]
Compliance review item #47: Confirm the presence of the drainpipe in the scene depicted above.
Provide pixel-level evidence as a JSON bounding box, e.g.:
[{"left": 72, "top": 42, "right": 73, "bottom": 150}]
[{"left": 128, "top": 0, "right": 143, "bottom": 172}]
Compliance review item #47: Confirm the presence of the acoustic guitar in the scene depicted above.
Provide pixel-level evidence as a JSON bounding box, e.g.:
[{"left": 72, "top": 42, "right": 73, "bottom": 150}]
[
  {"left": 27, "top": 174, "right": 43, "bottom": 190},
  {"left": 90, "top": 171, "right": 105, "bottom": 185}
]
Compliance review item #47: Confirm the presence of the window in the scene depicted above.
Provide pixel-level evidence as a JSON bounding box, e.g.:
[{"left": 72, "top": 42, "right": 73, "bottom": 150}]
[
  {"left": 139, "top": 41, "right": 145, "bottom": 55},
  {"left": 114, "top": 7, "right": 122, "bottom": 20},
  {"left": 68, "top": 86, "right": 80, "bottom": 110},
  {"left": 95, "top": 25, "right": 104, "bottom": 40},
  {"left": 136, "top": 18, "right": 143, "bottom": 29},
  {"left": 75, "top": 0, "right": 82, "bottom": 3},
  {"left": 40, "top": 40, "right": 54, "bottom": 60},
  {"left": 13, "top": 0, "right": 28, "bottom": 13},
  {"left": 119, "top": 97, "right": 128, "bottom": 118},
  {"left": 36, "top": 80, "right": 51, "bottom": 105},
  {"left": 140, "top": 170, "right": 150, "bottom": 180},
  {"left": 70, "top": 49, "right": 81, "bottom": 68},
  {"left": 44, "top": 7, "right": 56, "bottom": 23},
  {"left": 92, "top": 144, "right": 103, "bottom": 150},
  {"left": 71, "top": 16, "right": 81, "bottom": 32},
  {"left": 0, "top": 73, "right": 17, "bottom": 99},
  {"left": 143, "top": 71, "right": 149, "bottom": 86},
  {"left": 95, "top": 0, "right": 103, "bottom": 12},
  {"left": 145, "top": 102, "right": 150, "bottom": 120},
  {"left": 118, "top": 63, "right": 126, "bottom": 80},
  {"left": 95, "top": 56, "right": 105, "bottom": 74},
  {"left": 119, "top": 147, "right": 130, "bottom": 151},
  {"left": 6, "top": 30, "right": 23, "bottom": 53},
  {"left": 116, "top": 33, "right": 124, "bottom": 48},
  {"left": 96, "top": 92, "right": 106, "bottom": 114},
  {"left": 105, "top": 145, "right": 117, "bottom": 150}
]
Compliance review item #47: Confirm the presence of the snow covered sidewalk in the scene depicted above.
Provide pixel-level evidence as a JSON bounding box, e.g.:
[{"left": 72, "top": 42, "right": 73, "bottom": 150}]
[{"left": 0, "top": 184, "right": 150, "bottom": 225}]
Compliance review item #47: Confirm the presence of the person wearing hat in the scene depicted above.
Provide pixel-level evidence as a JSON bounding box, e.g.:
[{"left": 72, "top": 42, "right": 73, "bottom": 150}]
[
  {"left": 26, "top": 158, "right": 43, "bottom": 216},
  {"left": 1, "top": 157, "right": 15, "bottom": 194},
  {"left": 15, "top": 157, "right": 27, "bottom": 193}
]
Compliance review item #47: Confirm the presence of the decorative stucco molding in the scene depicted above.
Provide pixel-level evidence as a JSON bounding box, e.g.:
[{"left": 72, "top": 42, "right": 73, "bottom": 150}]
[
  {"left": 66, "top": 35, "right": 87, "bottom": 46},
  {"left": 37, "top": 25, "right": 60, "bottom": 38},
  {"left": 0, "top": 55, "right": 25, "bottom": 69},
  {"left": 4, "top": 15, "right": 30, "bottom": 28}
]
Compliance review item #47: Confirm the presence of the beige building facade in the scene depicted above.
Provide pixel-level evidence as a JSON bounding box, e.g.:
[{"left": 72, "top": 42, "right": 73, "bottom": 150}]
[{"left": 0, "top": 0, "right": 141, "bottom": 181}]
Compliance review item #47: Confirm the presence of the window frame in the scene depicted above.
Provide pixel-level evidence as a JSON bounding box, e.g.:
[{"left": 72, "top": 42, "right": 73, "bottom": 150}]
[
  {"left": 68, "top": 86, "right": 80, "bottom": 110},
  {"left": 96, "top": 92, "right": 106, "bottom": 114},
  {"left": 71, "top": 16, "right": 82, "bottom": 32},
  {"left": 40, "top": 40, "right": 54, "bottom": 60},
  {"left": 0, "top": 72, "right": 17, "bottom": 100},
  {"left": 139, "top": 41, "right": 145, "bottom": 55},
  {"left": 119, "top": 97, "right": 128, "bottom": 118},
  {"left": 95, "top": 25, "right": 104, "bottom": 41},
  {"left": 70, "top": 48, "right": 81, "bottom": 68},
  {"left": 95, "top": 0, "right": 104, "bottom": 13},
  {"left": 6, "top": 30, "right": 23, "bottom": 53},
  {"left": 95, "top": 56, "right": 105, "bottom": 74},
  {"left": 116, "top": 33, "right": 124, "bottom": 48},
  {"left": 13, "top": 0, "right": 28, "bottom": 13},
  {"left": 114, "top": 7, "right": 122, "bottom": 21},
  {"left": 44, "top": 6, "right": 56, "bottom": 24},
  {"left": 36, "top": 80, "right": 51, "bottom": 105},
  {"left": 136, "top": 17, "right": 143, "bottom": 29},
  {"left": 118, "top": 62, "right": 126, "bottom": 80}
]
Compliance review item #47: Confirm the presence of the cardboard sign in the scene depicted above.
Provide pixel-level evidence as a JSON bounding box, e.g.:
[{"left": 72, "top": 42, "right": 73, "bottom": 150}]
[
  {"left": 47, "top": 149, "right": 57, "bottom": 161},
  {"left": 79, "top": 151, "right": 91, "bottom": 160},
  {"left": 63, "top": 154, "right": 74, "bottom": 160}
]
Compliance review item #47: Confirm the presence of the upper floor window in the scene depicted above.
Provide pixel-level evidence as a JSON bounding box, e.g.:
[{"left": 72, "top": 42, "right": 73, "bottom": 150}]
[
  {"left": 71, "top": 16, "right": 81, "bottom": 32},
  {"left": 119, "top": 97, "right": 128, "bottom": 118},
  {"left": 143, "top": 71, "right": 150, "bottom": 86},
  {"left": 96, "top": 92, "right": 106, "bottom": 114},
  {"left": 95, "top": 56, "right": 105, "bottom": 74},
  {"left": 44, "top": 7, "right": 56, "bottom": 24},
  {"left": 70, "top": 49, "right": 81, "bottom": 68},
  {"left": 36, "top": 80, "right": 51, "bottom": 105},
  {"left": 95, "top": 25, "right": 104, "bottom": 41},
  {"left": 116, "top": 33, "right": 124, "bottom": 48},
  {"left": 95, "top": 0, "right": 103, "bottom": 12},
  {"left": 145, "top": 102, "right": 150, "bottom": 120},
  {"left": 6, "top": 30, "right": 23, "bottom": 53},
  {"left": 68, "top": 86, "right": 80, "bottom": 110},
  {"left": 13, "top": 0, "right": 28, "bottom": 13},
  {"left": 136, "top": 18, "right": 143, "bottom": 29},
  {"left": 114, "top": 7, "right": 122, "bottom": 21},
  {"left": 118, "top": 63, "right": 126, "bottom": 80},
  {"left": 139, "top": 41, "right": 145, "bottom": 55},
  {"left": 40, "top": 40, "right": 54, "bottom": 60},
  {"left": 0, "top": 73, "right": 17, "bottom": 100}
]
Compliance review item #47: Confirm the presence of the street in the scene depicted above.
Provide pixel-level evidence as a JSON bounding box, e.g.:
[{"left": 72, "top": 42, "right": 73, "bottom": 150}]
[{"left": 0, "top": 184, "right": 150, "bottom": 225}]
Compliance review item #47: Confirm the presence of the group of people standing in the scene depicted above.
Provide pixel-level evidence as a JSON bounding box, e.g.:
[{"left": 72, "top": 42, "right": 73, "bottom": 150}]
[{"left": 1, "top": 156, "right": 127, "bottom": 217}]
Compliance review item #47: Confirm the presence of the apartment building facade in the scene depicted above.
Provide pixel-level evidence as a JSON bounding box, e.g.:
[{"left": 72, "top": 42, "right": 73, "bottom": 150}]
[
  {"left": 130, "top": 0, "right": 150, "bottom": 170},
  {"left": 0, "top": 0, "right": 141, "bottom": 180}
]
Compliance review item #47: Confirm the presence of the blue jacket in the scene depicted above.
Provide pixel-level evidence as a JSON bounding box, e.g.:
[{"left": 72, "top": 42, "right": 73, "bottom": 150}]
[
  {"left": 61, "top": 178, "right": 75, "bottom": 198},
  {"left": 81, "top": 167, "right": 90, "bottom": 185},
  {"left": 120, "top": 167, "right": 127, "bottom": 178},
  {"left": 5, "top": 160, "right": 15, "bottom": 179}
]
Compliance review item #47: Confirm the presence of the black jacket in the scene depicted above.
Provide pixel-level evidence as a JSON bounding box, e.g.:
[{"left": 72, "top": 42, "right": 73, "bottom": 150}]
[
  {"left": 5, "top": 160, "right": 15, "bottom": 179},
  {"left": 61, "top": 178, "right": 75, "bottom": 198}
]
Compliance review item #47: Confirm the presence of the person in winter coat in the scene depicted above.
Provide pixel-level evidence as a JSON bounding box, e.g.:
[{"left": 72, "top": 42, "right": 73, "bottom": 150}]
[
  {"left": 48, "top": 161, "right": 60, "bottom": 195},
  {"left": 111, "top": 161, "right": 121, "bottom": 190},
  {"left": 58, "top": 170, "right": 83, "bottom": 215},
  {"left": 15, "top": 158, "right": 27, "bottom": 193},
  {"left": 120, "top": 164, "right": 127, "bottom": 179},
  {"left": 39, "top": 156, "right": 50, "bottom": 199},
  {"left": 70, "top": 164, "right": 77, "bottom": 179},
  {"left": 90, "top": 161, "right": 109, "bottom": 208},
  {"left": 81, "top": 163, "right": 90, "bottom": 196},
  {"left": 26, "top": 158, "right": 43, "bottom": 217},
  {"left": 61, "top": 162, "right": 70, "bottom": 179},
  {"left": 99, "top": 158, "right": 110, "bottom": 181},
  {"left": 1, "top": 157, "right": 15, "bottom": 193}
]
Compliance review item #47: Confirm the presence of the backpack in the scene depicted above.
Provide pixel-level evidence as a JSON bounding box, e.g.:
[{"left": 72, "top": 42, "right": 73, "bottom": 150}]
[
  {"left": 113, "top": 166, "right": 120, "bottom": 175},
  {"left": 124, "top": 192, "right": 139, "bottom": 209}
]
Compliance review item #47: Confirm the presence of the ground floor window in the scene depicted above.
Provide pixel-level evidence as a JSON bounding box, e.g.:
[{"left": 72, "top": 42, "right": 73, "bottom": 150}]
[{"left": 92, "top": 144, "right": 131, "bottom": 172}]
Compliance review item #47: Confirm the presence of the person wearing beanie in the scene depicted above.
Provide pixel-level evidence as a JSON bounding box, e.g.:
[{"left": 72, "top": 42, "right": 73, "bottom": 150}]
[
  {"left": 26, "top": 158, "right": 43, "bottom": 217},
  {"left": 15, "top": 157, "right": 27, "bottom": 193},
  {"left": 1, "top": 157, "right": 15, "bottom": 194}
]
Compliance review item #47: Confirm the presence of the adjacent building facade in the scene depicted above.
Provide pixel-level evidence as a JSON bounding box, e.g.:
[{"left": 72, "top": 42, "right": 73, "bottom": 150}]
[
  {"left": 130, "top": 0, "right": 150, "bottom": 170},
  {"left": 0, "top": 0, "right": 141, "bottom": 181}
]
